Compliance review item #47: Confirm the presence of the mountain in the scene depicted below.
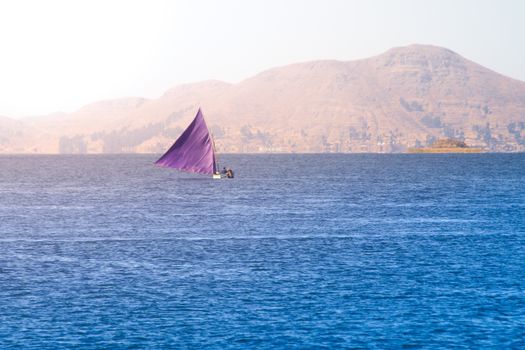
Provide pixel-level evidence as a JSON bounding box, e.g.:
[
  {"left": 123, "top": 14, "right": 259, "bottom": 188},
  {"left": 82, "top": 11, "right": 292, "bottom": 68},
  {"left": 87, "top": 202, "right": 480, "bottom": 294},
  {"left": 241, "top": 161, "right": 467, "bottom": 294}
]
[
  {"left": 2, "top": 44, "right": 525, "bottom": 153},
  {"left": 0, "top": 115, "right": 29, "bottom": 153}
]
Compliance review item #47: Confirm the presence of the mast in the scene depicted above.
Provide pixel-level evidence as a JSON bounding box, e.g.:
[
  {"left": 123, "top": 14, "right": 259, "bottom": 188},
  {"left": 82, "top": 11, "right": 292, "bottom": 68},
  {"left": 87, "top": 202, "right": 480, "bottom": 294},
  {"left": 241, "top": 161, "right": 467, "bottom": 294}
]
[{"left": 211, "top": 131, "right": 219, "bottom": 174}]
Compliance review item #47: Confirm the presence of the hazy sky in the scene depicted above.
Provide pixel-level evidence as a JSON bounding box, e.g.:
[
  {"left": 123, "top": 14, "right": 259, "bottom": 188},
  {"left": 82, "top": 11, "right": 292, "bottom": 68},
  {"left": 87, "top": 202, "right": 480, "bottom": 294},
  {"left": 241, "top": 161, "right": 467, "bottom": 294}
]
[{"left": 0, "top": 0, "right": 523, "bottom": 117}]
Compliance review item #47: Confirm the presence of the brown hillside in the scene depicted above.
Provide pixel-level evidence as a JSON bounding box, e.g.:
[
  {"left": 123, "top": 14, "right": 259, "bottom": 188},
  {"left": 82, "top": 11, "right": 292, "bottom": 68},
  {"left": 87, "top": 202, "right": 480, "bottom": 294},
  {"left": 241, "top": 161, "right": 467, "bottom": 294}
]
[{"left": 2, "top": 44, "right": 525, "bottom": 153}]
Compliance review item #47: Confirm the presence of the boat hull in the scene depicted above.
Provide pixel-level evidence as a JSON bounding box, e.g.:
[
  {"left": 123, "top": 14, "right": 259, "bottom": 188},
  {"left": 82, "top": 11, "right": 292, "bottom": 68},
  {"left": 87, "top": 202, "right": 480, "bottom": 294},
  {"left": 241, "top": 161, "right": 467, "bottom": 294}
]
[{"left": 212, "top": 173, "right": 234, "bottom": 179}]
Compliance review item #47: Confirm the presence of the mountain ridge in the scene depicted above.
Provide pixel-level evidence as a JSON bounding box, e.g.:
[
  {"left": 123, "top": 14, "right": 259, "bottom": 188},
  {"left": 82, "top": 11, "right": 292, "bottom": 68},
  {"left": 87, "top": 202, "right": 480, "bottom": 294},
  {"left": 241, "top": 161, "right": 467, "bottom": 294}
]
[{"left": 1, "top": 44, "right": 525, "bottom": 153}]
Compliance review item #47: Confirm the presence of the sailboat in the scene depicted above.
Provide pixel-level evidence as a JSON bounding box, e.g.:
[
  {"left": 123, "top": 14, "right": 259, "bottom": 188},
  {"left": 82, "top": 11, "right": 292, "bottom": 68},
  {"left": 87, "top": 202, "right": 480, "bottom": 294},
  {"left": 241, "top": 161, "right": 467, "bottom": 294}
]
[{"left": 155, "top": 108, "right": 228, "bottom": 179}]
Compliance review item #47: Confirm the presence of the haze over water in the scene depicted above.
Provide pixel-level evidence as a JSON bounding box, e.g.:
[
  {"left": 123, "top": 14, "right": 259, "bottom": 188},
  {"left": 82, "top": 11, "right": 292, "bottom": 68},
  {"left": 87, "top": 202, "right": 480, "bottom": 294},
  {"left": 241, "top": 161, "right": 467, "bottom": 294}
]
[{"left": 0, "top": 154, "right": 524, "bottom": 348}]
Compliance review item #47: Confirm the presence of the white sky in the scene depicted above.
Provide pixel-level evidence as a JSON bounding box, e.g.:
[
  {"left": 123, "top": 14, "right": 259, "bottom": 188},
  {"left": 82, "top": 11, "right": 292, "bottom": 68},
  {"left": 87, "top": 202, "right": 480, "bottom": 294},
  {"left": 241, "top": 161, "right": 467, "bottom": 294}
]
[{"left": 0, "top": 0, "right": 524, "bottom": 118}]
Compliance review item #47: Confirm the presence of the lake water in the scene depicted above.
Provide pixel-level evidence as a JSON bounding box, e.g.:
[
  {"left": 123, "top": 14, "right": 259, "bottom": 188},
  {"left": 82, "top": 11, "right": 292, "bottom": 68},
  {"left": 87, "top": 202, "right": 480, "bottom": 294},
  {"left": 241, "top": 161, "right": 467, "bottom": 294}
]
[{"left": 0, "top": 154, "right": 524, "bottom": 349}]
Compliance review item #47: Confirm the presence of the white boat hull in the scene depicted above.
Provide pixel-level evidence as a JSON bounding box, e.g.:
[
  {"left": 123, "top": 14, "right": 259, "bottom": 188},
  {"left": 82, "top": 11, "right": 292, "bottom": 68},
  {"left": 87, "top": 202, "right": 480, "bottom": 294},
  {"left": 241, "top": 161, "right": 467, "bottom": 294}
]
[{"left": 213, "top": 173, "right": 233, "bottom": 179}]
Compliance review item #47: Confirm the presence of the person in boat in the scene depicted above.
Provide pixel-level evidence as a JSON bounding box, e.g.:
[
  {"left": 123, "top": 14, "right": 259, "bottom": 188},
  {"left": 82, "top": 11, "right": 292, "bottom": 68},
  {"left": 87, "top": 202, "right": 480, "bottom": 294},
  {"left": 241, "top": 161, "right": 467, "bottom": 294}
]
[{"left": 226, "top": 168, "right": 234, "bottom": 178}]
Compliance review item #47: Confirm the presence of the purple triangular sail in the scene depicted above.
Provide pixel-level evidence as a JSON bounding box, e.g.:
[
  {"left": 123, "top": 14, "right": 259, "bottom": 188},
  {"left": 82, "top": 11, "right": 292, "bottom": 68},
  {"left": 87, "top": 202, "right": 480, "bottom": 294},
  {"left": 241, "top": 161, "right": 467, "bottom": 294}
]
[{"left": 155, "top": 109, "right": 217, "bottom": 175}]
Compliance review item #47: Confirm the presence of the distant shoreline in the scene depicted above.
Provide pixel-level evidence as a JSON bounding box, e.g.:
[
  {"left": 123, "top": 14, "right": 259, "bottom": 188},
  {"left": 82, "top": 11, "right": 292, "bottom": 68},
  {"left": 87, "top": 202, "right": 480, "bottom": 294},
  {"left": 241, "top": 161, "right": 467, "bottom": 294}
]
[
  {"left": 2, "top": 150, "right": 522, "bottom": 156},
  {"left": 407, "top": 147, "right": 483, "bottom": 153}
]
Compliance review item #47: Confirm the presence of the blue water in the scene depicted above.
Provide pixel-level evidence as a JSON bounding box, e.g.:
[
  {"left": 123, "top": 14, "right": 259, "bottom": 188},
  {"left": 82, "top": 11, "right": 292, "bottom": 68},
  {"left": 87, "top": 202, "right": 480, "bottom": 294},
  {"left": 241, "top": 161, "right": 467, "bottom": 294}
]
[{"left": 0, "top": 154, "right": 524, "bottom": 349}]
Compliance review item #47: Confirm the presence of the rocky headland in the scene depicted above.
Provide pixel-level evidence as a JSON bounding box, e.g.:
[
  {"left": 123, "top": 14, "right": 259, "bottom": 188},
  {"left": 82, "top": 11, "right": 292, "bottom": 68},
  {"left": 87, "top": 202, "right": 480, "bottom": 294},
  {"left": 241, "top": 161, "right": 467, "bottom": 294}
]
[{"left": 408, "top": 138, "right": 483, "bottom": 153}]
